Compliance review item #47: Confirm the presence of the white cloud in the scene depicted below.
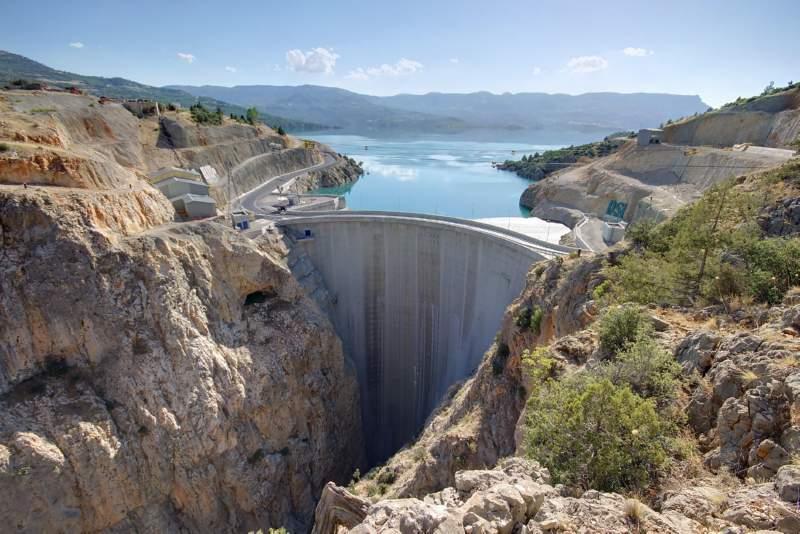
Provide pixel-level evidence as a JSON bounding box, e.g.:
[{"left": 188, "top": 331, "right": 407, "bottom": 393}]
[
  {"left": 449, "top": 58, "right": 459, "bottom": 64},
  {"left": 623, "top": 47, "right": 654, "bottom": 57},
  {"left": 225, "top": 66, "right": 237, "bottom": 73},
  {"left": 348, "top": 58, "right": 424, "bottom": 80},
  {"left": 566, "top": 55, "right": 608, "bottom": 73},
  {"left": 285, "top": 47, "right": 339, "bottom": 74},
  {"left": 532, "top": 66, "right": 542, "bottom": 76},
  {"left": 367, "top": 58, "right": 423, "bottom": 77},
  {"left": 177, "top": 52, "right": 196, "bottom": 64},
  {"left": 345, "top": 68, "right": 369, "bottom": 80},
  {"left": 68, "top": 42, "right": 84, "bottom": 49}
]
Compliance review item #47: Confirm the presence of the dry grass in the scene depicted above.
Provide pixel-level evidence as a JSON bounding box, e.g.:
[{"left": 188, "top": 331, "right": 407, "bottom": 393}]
[
  {"left": 624, "top": 498, "right": 647, "bottom": 526},
  {"left": 740, "top": 369, "right": 758, "bottom": 385}
]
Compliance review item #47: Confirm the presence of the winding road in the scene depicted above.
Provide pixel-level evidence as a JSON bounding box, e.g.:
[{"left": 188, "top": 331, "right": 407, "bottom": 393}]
[{"left": 233, "top": 151, "right": 337, "bottom": 214}]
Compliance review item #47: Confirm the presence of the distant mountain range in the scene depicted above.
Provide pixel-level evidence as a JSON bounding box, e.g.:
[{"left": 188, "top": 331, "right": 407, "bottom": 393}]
[
  {"left": 0, "top": 50, "right": 328, "bottom": 131},
  {"left": 169, "top": 84, "right": 710, "bottom": 135},
  {"left": 0, "top": 50, "right": 710, "bottom": 137}
]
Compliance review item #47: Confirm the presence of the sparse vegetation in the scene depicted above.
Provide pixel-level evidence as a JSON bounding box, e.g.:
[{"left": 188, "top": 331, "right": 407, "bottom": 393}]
[
  {"left": 597, "top": 304, "right": 653, "bottom": 357},
  {"left": 524, "top": 374, "right": 674, "bottom": 492},
  {"left": 29, "top": 107, "right": 56, "bottom": 114},
  {"left": 624, "top": 498, "right": 646, "bottom": 526},
  {"left": 497, "top": 138, "right": 626, "bottom": 180},
  {"left": 0, "top": 142, "right": 9, "bottom": 152},
  {"left": 719, "top": 80, "right": 800, "bottom": 109},
  {"left": 516, "top": 306, "right": 543, "bottom": 335},
  {"left": 598, "top": 334, "right": 681, "bottom": 406},
  {"left": 189, "top": 103, "right": 224, "bottom": 125},
  {"left": 607, "top": 160, "right": 800, "bottom": 306}
]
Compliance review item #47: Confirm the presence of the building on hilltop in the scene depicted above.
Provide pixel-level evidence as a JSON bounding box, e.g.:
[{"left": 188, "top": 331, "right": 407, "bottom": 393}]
[{"left": 637, "top": 128, "right": 664, "bottom": 146}]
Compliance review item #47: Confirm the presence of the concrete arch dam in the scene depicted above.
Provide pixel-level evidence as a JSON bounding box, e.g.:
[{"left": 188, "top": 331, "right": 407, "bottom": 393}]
[{"left": 277, "top": 212, "right": 571, "bottom": 464}]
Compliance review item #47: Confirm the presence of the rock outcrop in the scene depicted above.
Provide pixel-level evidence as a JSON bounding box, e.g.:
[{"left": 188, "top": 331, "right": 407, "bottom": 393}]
[
  {"left": 0, "top": 90, "right": 366, "bottom": 532},
  {"left": 0, "top": 193, "right": 364, "bottom": 532},
  {"left": 288, "top": 154, "right": 364, "bottom": 194},
  {"left": 315, "top": 457, "right": 800, "bottom": 533}
]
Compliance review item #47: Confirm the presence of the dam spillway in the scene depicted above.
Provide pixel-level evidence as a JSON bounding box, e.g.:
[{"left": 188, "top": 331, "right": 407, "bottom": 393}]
[{"left": 278, "top": 212, "right": 571, "bottom": 464}]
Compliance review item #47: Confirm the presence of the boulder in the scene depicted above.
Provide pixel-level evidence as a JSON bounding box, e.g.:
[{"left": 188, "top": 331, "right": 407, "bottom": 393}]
[
  {"left": 722, "top": 483, "right": 800, "bottom": 533},
  {"left": 775, "top": 465, "right": 800, "bottom": 503},
  {"left": 661, "top": 485, "right": 726, "bottom": 522},
  {"left": 675, "top": 330, "right": 720, "bottom": 374}
]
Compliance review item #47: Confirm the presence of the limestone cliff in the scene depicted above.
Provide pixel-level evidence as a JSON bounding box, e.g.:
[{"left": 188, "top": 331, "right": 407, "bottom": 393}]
[
  {"left": 288, "top": 155, "right": 364, "bottom": 194},
  {"left": 663, "top": 86, "right": 800, "bottom": 148},
  {"left": 0, "top": 192, "right": 363, "bottom": 532},
  {"left": 0, "top": 89, "right": 365, "bottom": 533}
]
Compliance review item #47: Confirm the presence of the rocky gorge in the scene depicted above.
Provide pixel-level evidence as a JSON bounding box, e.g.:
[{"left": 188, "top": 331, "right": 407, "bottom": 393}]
[{"left": 1, "top": 83, "right": 800, "bottom": 534}]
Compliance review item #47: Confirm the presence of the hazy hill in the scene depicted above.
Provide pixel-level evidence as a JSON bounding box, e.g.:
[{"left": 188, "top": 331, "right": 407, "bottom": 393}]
[
  {"left": 0, "top": 50, "right": 327, "bottom": 131},
  {"left": 168, "top": 84, "right": 468, "bottom": 133},
  {"left": 378, "top": 91, "right": 709, "bottom": 130},
  {"left": 172, "top": 84, "right": 709, "bottom": 134}
]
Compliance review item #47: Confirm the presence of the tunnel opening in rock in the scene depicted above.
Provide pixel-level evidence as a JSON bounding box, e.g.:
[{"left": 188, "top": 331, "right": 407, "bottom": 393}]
[{"left": 279, "top": 214, "right": 567, "bottom": 466}]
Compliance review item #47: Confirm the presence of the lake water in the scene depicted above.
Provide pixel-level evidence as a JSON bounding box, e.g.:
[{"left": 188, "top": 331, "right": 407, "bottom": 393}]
[
  {"left": 308, "top": 133, "right": 573, "bottom": 244},
  {"left": 310, "top": 134, "right": 564, "bottom": 220}
]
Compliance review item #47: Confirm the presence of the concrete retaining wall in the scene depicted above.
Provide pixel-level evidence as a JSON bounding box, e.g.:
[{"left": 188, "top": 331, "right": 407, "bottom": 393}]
[{"left": 279, "top": 213, "right": 557, "bottom": 463}]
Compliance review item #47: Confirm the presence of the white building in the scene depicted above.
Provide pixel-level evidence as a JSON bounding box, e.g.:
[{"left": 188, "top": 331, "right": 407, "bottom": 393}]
[
  {"left": 637, "top": 128, "right": 664, "bottom": 147},
  {"left": 149, "top": 167, "right": 217, "bottom": 220}
]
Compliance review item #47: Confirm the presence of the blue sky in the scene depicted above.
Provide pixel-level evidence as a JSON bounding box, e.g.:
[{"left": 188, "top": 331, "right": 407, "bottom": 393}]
[{"left": 1, "top": 0, "right": 797, "bottom": 106}]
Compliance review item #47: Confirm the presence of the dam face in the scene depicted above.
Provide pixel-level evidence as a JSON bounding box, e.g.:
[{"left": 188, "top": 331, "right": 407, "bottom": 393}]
[{"left": 279, "top": 213, "right": 563, "bottom": 464}]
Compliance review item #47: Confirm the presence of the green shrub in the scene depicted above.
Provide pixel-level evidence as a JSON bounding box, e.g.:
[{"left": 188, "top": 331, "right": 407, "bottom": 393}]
[
  {"left": 625, "top": 219, "right": 658, "bottom": 249},
  {"left": 740, "top": 238, "right": 800, "bottom": 304},
  {"left": 591, "top": 280, "right": 610, "bottom": 302},
  {"left": 515, "top": 307, "right": 532, "bottom": 329},
  {"left": 606, "top": 253, "right": 681, "bottom": 305},
  {"left": 245, "top": 106, "right": 259, "bottom": 125},
  {"left": 597, "top": 304, "right": 653, "bottom": 357},
  {"left": 0, "top": 142, "right": 9, "bottom": 152},
  {"left": 189, "top": 103, "right": 223, "bottom": 125},
  {"left": 598, "top": 335, "right": 681, "bottom": 406},
  {"left": 516, "top": 306, "right": 544, "bottom": 335},
  {"left": 524, "top": 375, "right": 673, "bottom": 492},
  {"left": 530, "top": 307, "right": 544, "bottom": 335},
  {"left": 521, "top": 347, "right": 557, "bottom": 383}
]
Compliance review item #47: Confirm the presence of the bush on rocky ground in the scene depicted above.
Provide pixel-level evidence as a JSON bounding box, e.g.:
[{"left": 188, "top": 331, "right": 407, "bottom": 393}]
[
  {"left": 524, "top": 372, "right": 674, "bottom": 492},
  {"left": 607, "top": 160, "right": 800, "bottom": 307},
  {"left": 597, "top": 304, "right": 653, "bottom": 356},
  {"left": 598, "top": 334, "right": 682, "bottom": 407}
]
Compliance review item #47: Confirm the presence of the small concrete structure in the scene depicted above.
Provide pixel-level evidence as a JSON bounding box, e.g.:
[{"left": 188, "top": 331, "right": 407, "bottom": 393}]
[
  {"left": 269, "top": 142, "right": 283, "bottom": 150},
  {"left": 198, "top": 165, "right": 220, "bottom": 186},
  {"left": 231, "top": 209, "right": 252, "bottom": 230},
  {"left": 149, "top": 167, "right": 203, "bottom": 183},
  {"left": 123, "top": 100, "right": 159, "bottom": 118},
  {"left": 637, "top": 128, "right": 664, "bottom": 146},
  {"left": 171, "top": 194, "right": 217, "bottom": 219},
  {"left": 153, "top": 177, "right": 210, "bottom": 199},
  {"left": 149, "top": 167, "right": 217, "bottom": 220},
  {"left": 602, "top": 220, "right": 627, "bottom": 244}
]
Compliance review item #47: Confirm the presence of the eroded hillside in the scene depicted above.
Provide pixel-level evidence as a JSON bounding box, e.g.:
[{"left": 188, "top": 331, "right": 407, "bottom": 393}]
[
  {"left": 0, "top": 89, "right": 365, "bottom": 532},
  {"left": 517, "top": 87, "right": 800, "bottom": 252}
]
